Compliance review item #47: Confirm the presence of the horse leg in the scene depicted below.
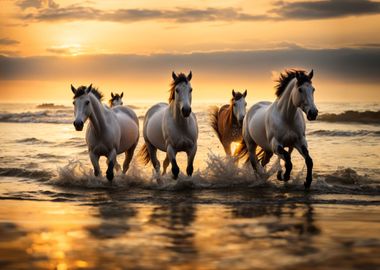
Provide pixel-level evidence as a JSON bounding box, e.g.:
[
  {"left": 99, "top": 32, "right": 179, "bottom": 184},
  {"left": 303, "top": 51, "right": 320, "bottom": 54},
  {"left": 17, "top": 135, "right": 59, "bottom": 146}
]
[
  {"left": 222, "top": 140, "right": 232, "bottom": 156},
  {"left": 167, "top": 144, "right": 179, "bottom": 179},
  {"left": 261, "top": 151, "right": 273, "bottom": 167},
  {"left": 296, "top": 142, "right": 313, "bottom": 190},
  {"left": 123, "top": 142, "right": 137, "bottom": 174},
  {"left": 146, "top": 142, "right": 160, "bottom": 178},
  {"left": 89, "top": 151, "right": 101, "bottom": 177},
  {"left": 275, "top": 145, "right": 292, "bottom": 182},
  {"left": 162, "top": 155, "right": 170, "bottom": 175},
  {"left": 106, "top": 149, "right": 117, "bottom": 181},
  {"left": 186, "top": 145, "right": 197, "bottom": 177}
]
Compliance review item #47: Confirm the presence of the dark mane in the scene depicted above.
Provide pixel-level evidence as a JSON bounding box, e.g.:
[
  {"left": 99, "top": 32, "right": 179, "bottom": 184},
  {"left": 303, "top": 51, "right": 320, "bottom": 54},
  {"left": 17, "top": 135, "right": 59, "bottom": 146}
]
[
  {"left": 169, "top": 73, "right": 189, "bottom": 102},
  {"left": 73, "top": 85, "right": 103, "bottom": 100},
  {"left": 275, "top": 69, "right": 311, "bottom": 97}
]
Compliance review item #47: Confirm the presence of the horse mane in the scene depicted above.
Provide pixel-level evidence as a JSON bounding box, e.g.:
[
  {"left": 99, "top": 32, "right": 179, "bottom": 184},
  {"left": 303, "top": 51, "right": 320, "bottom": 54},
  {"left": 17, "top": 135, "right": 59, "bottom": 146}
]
[
  {"left": 73, "top": 85, "right": 103, "bottom": 100},
  {"left": 169, "top": 73, "right": 189, "bottom": 103},
  {"left": 275, "top": 69, "right": 311, "bottom": 97}
]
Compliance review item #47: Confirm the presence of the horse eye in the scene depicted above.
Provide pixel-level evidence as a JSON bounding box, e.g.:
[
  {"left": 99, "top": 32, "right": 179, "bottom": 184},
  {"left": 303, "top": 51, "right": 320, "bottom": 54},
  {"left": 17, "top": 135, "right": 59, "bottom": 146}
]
[
  {"left": 85, "top": 100, "right": 90, "bottom": 105},
  {"left": 175, "top": 89, "right": 179, "bottom": 93},
  {"left": 298, "top": 88, "right": 303, "bottom": 93},
  {"left": 72, "top": 101, "right": 75, "bottom": 105},
  {"left": 245, "top": 102, "right": 247, "bottom": 106},
  {"left": 190, "top": 88, "right": 193, "bottom": 92},
  {"left": 312, "top": 88, "right": 315, "bottom": 92}
]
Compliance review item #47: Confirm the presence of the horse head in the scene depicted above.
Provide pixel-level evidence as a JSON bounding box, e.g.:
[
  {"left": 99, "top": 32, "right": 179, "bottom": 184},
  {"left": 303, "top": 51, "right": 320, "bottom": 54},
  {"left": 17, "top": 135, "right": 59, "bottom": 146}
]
[
  {"left": 232, "top": 89, "right": 247, "bottom": 126},
  {"left": 293, "top": 70, "right": 318, "bottom": 121},
  {"left": 171, "top": 71, "right": 193, "bottom": 118}
]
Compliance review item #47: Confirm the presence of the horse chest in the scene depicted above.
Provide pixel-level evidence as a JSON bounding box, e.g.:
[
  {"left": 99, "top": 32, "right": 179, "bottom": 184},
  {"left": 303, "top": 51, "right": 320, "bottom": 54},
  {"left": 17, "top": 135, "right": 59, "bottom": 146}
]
[
  {"left": 229, "top": 125, "right": 242, "bottom": 140},
  {"left": 279, "top": 129, "right": 299, "bottom": 146}
]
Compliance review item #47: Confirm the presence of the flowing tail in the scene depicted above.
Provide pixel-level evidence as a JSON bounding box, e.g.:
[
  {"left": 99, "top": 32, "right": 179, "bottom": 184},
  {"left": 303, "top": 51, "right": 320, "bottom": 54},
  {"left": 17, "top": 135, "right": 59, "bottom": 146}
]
[
  {"left": 234, "top": 139, "right": 265, "bottom": 164},
  {"left": 209, "top": 106, "right": 222, "bottom": 141},
  {"left": 137, "top": 143, "right": 150, "bottom": 165}
]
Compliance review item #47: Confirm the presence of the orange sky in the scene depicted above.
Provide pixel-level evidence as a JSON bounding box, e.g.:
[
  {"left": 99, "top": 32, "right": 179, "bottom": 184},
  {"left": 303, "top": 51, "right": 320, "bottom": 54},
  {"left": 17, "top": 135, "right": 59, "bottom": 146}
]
[{"left": 1, "top": 0, "right": 380, "bottom": 102}]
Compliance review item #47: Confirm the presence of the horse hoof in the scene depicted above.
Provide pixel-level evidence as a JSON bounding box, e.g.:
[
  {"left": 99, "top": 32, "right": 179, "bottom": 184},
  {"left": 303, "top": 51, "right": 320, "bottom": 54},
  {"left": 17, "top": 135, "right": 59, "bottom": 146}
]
[
  {"left": 304, "top": 181, "right": 311, "bottom": 191},
  {"left": 186, "top": 165, "right": 193, "bottom": 176},
  {"left": 172, "top": 165, "right": 179, "bottom": 180},
  {"left": 106, "top": 171, "right": 114, "bottom": 181},
  {"left": 277, "top": 170, "right": 283, "bottom": 181}
]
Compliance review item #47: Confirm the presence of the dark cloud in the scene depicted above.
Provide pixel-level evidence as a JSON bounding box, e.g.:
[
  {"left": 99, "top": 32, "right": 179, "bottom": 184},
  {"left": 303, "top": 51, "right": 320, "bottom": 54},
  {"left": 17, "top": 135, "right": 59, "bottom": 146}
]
[
  {"left": 1, "top": 47, "right": 379, "bottom": 84},
  {"left": 17, "top": 0, "right": 380, "bottom": 23},
  {"left": 0, "top": 38, "right": 20, "bottom": 45},
  {"left": 22, "top": 6, "right": 270, "bottom": 23},
  {"left": 16, "top": 0, "right": 59, "bottom": 10},
  {"left": 271, "top": 0, "right": 380, "bottom": 20}
]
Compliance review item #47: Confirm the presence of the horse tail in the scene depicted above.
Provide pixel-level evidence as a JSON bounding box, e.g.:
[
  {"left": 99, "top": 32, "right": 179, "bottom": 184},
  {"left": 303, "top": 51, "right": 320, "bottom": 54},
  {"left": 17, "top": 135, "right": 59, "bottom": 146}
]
[
  {"left": 137, "top": 143, "right": 150, "bottom": 165},
  {"left": 234, "top": 139, "right": 249, "bottom": 163},
  {"left": 210, "top": 106, "right": 222, "bottom": 141},
  {"left": 234, "top": 139, "right": 266, "bottom": 164}
]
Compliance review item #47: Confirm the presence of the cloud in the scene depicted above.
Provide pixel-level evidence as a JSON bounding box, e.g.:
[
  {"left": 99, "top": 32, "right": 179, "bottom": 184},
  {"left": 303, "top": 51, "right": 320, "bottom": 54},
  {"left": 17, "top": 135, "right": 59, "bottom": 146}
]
[
  {"left": 22, "top": 6, "right": 270, "bottom": 23},
  {"left": 17, "top": 0, "right": 380, "bottom": 24},
  {"left": 46, "top": 45, "right": 84, "bottom": 55},
  {"left": 1, "top": 47, "right": 379, "bottom": 85},
  {"left": 16, "top": 0, "right": 59, "bottom": 10},
  {"left": 0, "top": 38, "right": 20, "bottom": 45},
  {"left": 271, "top": 0, "right": 380, "bottom": 20}
]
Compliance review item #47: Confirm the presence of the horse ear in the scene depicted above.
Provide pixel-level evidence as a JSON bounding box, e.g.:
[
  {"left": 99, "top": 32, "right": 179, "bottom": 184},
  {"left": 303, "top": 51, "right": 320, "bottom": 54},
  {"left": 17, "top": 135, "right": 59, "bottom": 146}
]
[
  {"left": 232, "top": 89, "right": 236, "bottom": 97},
  {"left": 121, "top": 92, "right": 123, "bottom": 98},
  {"left": 243, "top": 90, "right": 247, "bottom": 97},
  {"left": 86, "top": 84, "right": 92, "bottom": 94},
  {"left": 308, "top": 69, "right": 314, "bottom": 80},
  {"left": 71, "top": 84, "right": 76, "bottom": 94},
  {"left": 111, "top": 92, "right": 114, "bottom": 98},
  {"left": 187, "top": 71, "right": 192, "bottom": 81},
  {"left": 295, "top": 71, "right": 301, "bottom": 81},
  {"left": 172, "top": 71, "right": 178, "bottom": 81}
]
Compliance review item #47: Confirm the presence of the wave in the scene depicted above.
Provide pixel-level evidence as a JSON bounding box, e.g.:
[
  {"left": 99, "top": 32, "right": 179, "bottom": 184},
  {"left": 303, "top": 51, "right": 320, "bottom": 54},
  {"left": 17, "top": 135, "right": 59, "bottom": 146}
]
[
  {"left": 309, "top": 129, "right": 380, "bottom": 137},
  {"left": 0, "top": 111, "right": 71, "bottom": 124},
  {"left": 36, "top": 103, "right": 68, "bottom": 109},
  {"left": 0, "top": 167, "right": 53, "bottom": 181},
  {"left": 318, "top": 110, "right": 380, "bottom": 124},
  {"left": 15, "top": 137, "right": 52, "bottom": 144}
]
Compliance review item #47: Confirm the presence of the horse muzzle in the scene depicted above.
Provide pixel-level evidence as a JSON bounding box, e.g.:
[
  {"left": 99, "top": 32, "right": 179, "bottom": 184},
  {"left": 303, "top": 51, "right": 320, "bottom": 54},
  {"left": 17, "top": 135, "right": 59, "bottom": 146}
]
[
  {"left": 307, "top": 109, "right": 318, "bottom": 121},
  {"left": 73, "top": 120, "right": 84, "bottom": 131},
  {"left": 181, "top": 106, "right": 192, "bottom": 118}
]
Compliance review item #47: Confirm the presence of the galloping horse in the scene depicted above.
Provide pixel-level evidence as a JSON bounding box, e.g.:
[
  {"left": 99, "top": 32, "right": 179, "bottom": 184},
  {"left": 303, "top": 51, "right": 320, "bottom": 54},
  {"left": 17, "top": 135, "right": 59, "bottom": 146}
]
[
  {"left": 71, "top": 84, "right": 139, "bottom": 181},
  {"left": 210, "top": 90, "right": 247, "bottom": 155},
  {"left": 235, "top": 70, "right": 318, "bottom": 189},
  {"left": 138, "top": 71, "right": 198, "bottom": 180},
  {"left": 109, "top": 92, "right": 124, "bottom": 107}
]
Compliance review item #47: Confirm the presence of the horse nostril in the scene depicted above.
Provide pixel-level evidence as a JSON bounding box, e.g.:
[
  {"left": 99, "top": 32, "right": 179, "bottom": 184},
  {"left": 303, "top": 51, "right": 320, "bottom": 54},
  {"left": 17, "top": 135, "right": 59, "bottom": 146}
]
[{"left": 181, "top": 107, "right": 191, "bottom": 117}]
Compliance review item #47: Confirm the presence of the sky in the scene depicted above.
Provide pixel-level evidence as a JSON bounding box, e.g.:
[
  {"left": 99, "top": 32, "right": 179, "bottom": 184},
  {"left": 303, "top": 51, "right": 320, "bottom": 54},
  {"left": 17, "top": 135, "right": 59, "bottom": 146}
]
[{"left": 1, "top": 0, "right": 380, "bottom": 102}]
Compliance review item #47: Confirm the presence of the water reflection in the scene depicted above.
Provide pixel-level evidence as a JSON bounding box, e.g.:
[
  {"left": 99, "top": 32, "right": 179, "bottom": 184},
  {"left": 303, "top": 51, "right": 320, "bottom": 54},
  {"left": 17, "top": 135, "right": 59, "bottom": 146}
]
[
  {"left": 86, "top": 191, "right": 137, "bottom": 239},
  {"left": 149, "top": 191, "right": 197, "bottom": 259}
]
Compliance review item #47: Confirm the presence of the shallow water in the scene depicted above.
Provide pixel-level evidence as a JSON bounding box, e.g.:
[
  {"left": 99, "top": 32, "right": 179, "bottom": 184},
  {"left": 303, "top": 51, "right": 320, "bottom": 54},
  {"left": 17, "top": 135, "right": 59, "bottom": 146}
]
[{"left": 0, "top": 102, "right": 379, "bottom": 269}]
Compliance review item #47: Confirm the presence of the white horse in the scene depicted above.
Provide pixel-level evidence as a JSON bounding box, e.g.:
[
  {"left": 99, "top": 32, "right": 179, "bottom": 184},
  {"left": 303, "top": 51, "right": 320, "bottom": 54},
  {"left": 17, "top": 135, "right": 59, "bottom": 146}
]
[
  {"left": 138, "top": 71, "right": 198, "bottom": 179},
  {"left": 71, "top": 84, "right": 139, "bottom": 181},
  {"left": 235, "top": 69, "right": 318, "bottom": 189},
  {"left": 109, "top": 92, "right": 123, "bottom": 107}
]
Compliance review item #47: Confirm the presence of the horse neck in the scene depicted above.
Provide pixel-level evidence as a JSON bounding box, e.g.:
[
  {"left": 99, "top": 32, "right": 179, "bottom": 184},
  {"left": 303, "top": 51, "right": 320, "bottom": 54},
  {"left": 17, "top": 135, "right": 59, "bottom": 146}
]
[
  {"left": 227, "top": 103, "right": 236, "bottom": 126},
  {"left": 277, "top": 79, "right": 298, "bottom": 121},
  {"left": 89, "top": 94, "right": 107, "bottom": 134},
  {"left": 169, "top": 100, "right": 188, "bottom": 125}
]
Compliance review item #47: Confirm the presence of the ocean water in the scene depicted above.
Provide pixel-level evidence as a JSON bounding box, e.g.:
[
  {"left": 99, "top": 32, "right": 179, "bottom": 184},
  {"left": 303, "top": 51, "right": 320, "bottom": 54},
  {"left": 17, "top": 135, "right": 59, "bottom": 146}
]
[{"left": 0, "top": 101, "right": 379, "bottom": 269}]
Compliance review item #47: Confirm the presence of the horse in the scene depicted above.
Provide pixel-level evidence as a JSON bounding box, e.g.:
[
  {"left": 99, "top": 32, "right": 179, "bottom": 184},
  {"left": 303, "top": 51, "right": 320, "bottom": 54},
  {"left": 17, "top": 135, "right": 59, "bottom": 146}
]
[
  {"left": 71, "top": 84, "right": 139, "bottom": 181},
  {"left": 235, "top": 69, "right": 318, "bottom": 190},
  {"left": 109, "top": 92, "right": 124, "bottom": 107},
  {"left": 210, "top": 89, "right": 247, "bottom": 156},
  {"left": 138, "top": 71, "right": 198, "bottom": 180}
]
